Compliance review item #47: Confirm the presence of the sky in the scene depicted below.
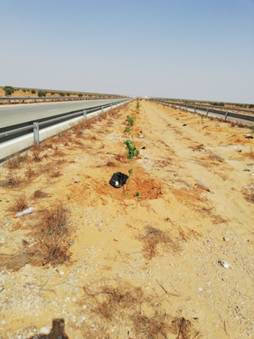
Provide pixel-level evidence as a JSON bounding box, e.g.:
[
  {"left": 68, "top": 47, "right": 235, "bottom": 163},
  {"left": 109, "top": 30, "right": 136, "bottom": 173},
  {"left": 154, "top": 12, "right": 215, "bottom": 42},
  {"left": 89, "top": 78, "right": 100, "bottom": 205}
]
[{"left": 0, "top": 0, "right": 254, "bottom": 103}]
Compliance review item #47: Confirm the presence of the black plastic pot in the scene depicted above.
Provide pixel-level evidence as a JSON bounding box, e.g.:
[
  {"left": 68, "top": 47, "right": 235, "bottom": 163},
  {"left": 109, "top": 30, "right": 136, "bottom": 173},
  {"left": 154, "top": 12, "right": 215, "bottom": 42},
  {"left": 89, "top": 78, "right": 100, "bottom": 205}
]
[{"left": 109, "top": 172, "right": 129, "bottom": 188}]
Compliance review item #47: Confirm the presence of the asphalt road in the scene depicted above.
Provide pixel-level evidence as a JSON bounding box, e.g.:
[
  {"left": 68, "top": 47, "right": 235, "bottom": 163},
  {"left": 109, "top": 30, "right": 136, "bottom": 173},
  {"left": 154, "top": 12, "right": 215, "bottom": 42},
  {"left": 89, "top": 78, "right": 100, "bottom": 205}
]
[{"left": 0, "top": 99, "right": 121, "bottom": 129}]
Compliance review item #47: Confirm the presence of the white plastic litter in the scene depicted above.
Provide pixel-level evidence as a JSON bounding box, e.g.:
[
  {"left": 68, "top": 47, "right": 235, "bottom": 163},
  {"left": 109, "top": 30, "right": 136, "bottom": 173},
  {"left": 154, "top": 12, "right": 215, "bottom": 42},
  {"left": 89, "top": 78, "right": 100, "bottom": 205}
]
[
  {"left": 218, "top": 260, "right": 231, "bottom": 269},
  {"left": 16, "top": 207, "right": 33, "bottom": 217},
  {"left": 39, "top": 326, "right": 50, "bottom": 335}
]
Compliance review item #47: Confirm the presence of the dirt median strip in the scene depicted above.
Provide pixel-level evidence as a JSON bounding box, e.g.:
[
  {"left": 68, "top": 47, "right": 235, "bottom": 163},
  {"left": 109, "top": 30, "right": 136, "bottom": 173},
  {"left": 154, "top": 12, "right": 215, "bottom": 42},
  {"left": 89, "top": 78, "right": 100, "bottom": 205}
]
[{"left": 0, "top": 100, "right": 253, "bottom": 338}]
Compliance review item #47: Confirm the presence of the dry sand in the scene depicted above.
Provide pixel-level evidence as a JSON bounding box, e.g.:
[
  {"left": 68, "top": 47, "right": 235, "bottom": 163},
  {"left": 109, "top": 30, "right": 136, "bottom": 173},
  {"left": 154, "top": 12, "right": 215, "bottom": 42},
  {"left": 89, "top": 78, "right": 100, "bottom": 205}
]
[{"left": 0, "top": 100, "right": 253, "bottom": 338}]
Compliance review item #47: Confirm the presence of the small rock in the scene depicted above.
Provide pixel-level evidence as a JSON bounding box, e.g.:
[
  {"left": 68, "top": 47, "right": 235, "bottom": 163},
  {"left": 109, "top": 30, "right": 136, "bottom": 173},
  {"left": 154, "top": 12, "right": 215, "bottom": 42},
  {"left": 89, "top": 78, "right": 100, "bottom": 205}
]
[{"left": 244, "top": 134, "right": 253, "bottom": 139}]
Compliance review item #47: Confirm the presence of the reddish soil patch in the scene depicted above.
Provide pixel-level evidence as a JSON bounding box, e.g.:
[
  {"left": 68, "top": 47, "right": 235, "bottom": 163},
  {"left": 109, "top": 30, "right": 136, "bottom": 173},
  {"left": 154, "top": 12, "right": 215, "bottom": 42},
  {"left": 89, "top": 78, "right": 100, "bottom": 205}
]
[
  {"left": 95, "top": 168, "right": 162, "bottom": 201},
  {"left": 172, "top": 187, "right": 208, "bottom": 208}
]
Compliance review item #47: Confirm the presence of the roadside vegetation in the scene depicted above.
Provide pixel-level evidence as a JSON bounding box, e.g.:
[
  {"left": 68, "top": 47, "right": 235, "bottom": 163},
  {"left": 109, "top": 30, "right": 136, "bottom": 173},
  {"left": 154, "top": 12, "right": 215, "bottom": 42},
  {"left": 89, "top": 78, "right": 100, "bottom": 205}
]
[
  {"left": 124, "top": 139, "right": 139, "bottom": 159},
  {"left": 1, "top": 99, "right": 253, "bottom": 337},
  {"left": 3, "top": 86, "right": 15, "bottom": 96}
]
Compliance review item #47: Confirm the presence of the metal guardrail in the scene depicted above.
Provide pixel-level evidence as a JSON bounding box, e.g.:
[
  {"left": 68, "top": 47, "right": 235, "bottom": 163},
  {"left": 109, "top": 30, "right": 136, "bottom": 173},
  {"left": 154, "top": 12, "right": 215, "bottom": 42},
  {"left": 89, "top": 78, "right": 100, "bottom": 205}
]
[
  {"left": 0, "top": 96, "right": 121, "bottom": 105},
  {"left": 0, "top": 99, "right": 128, "bottom": 144},
  {"left": 153, "top": 99, "right": 254, "bottom": 126}
]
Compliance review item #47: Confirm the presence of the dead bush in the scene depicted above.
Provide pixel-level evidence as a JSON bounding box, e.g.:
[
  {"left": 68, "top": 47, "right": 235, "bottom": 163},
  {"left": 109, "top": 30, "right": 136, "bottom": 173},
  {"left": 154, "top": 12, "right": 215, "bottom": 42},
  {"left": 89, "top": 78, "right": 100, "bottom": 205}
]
[
  {"left": 25, "top": 167, "right": 36, "bottom": 180},
  {"left": 31, "top": 145, "right": 42, "bottom": 162},
  {"left": 50, "top": 170, "right": 62, "bottom": 178},
  {"left": 1, "top": 173, "right": 21, "bottom": 188},
  {"left": 33, "top": 190, "right": 48, "bottom": 199},
  {"left": 38, "top": 240, "right": 71, "bottom": 266},
  {"left": 83, "top": 282, "right": 144, "bottom": 321},
  {"left": 11, "top": 195, "right": 28, "bottom": 212},
  {"left": 6, "top": 154, "right": 27, "bottom": 169},
  {"left": 171, "top": 317, "right": 199, "bottom": 339},
  {"left": 27, "top": 203, "right": 71, "bottom": 266},
  {"left": 139, "top": 226, "right": 179, "bottom": 260},
  {"left": 81, "top": 280, "right": 199, "bottom": 338},
  {"left": 131, "top": 313, "right": 170, "bottom": 339},
  {"left": 40, "top": 203, "right": 68, "bottom": 237},
  {"left": 53, "top": 149, "right": 66, "bottom": 157},
  {"left": 242, "top": 185, "right": 254, "bottom": 203}
]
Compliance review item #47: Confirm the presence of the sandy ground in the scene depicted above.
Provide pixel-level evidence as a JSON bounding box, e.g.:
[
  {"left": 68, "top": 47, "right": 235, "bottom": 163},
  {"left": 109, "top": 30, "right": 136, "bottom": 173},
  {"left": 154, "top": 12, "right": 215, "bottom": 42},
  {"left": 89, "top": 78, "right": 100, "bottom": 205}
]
[{"left": 0, "top": 100, "right": 253, "bottom": 339}]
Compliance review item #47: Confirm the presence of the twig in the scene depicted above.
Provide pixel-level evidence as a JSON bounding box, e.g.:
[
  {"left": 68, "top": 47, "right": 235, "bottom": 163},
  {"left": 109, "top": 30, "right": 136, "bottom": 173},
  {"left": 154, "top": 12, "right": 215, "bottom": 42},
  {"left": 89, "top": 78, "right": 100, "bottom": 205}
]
[{"left": 156, "top": 280, "right": 179, "bottom": 297}]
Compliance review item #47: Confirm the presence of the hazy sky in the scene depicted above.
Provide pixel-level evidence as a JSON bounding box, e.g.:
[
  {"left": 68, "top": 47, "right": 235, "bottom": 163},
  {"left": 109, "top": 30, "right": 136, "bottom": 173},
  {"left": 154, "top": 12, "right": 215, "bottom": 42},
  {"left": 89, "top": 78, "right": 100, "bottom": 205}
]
[{"left": 0, "top": 0, "right": 254, "bottom": 102}]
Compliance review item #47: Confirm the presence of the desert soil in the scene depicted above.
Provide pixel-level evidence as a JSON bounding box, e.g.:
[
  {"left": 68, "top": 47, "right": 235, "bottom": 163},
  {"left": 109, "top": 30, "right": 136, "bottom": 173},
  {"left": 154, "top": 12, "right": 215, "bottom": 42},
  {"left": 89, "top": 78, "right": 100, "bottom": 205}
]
[{"left": 0, "top": 100, "right": 253, "bottom": 339}]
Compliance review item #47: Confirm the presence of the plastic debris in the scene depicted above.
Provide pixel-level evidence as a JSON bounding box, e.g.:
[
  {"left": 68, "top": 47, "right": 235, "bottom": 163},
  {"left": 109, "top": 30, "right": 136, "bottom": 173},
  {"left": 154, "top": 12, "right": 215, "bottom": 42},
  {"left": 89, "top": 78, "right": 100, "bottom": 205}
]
[
  {"left": 16, "top": 207, "right": 33, "bottom": 217},
  {"left": 109, "top": 172, "right": 129, "bottom": 188},
  {"left": 33, "top": 319, "right": 68, "bottom": 339},
  {"left": 39, "top": 326, "right": 50, "bottom": 335},
  {"left": 218, "top": 260, "right": 231, "bottom": 269}
]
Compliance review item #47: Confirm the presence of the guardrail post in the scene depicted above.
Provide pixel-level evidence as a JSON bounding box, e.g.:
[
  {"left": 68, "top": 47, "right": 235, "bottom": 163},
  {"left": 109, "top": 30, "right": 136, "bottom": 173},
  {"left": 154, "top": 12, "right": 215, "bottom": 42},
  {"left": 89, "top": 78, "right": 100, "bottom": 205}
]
[
  {"left": 224, "top": 112, "right": 229, "bottom": 121},
  {"left": 206, "top": 109, "right": 209, "bottom": 117},
  {"left": 33, "top": 122, "right": 40, "bottom": 144},
  {"left": 83, "top": 110, "right": 87, "bottom": 118}
]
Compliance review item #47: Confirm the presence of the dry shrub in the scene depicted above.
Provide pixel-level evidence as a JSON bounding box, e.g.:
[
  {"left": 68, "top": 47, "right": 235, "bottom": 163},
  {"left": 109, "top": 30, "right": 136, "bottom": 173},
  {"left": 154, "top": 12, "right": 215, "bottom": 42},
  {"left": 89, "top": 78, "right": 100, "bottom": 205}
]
[
  {"left": 81, "top": 281, "right": 199, "bottom": 339},
  {"left": 58, "top": 131, "right": 73, "bottom": 142},
  {"left": 1, "top": 173, "right": 21, "bottom": 188},
  {"left": 6, "top": 154, "right": 27, "bottom": 169},
  {"left": 83, "top": 283, "right": 143, "bottom": 321},
  {"left": 53, "top": 149, "right": 66, "bottom": 157},
  {"left": 28, "top": 203, "right": 71, "bottom": 266},
  {"left": 242, "top": 185, "right": 254, "bottom": 203},
  {"left": 139, "top": 226, "right": 179, "bottom": 260},
  {"left": 50, "top": 170, "right": 62, "bottom": 178},
  {"left": 41, "top": 203, "right": 68, "bottom": 237},
  {"left": 37, "top": 240, "right": 71, "bottom": 266},
  {"left": 25, "top": 166, "right": 36, "bottom": 179},
  {"left": 31, "top": 145, "right": 42, "bottom": 162},
  {"left": 6, "top": 157, "right": 20, "bottom": 170},
  {"left": 11, "top": 195, "right": 28, "bottom": 212},
  {"left": 171, "top": 317, "right": 199, "bottom": 339},
  {"left": 73, "top": 139, "right": 84, "bottom": 147},
  {"left": 33, "top": 190, "right": 48, "bottom": 199},
  {"left": 82, "top": 282, "right": 143, "bottom": 335},
  {"left": 131, "top": 313, "right": 170, "bottom": 339},
  {"left": 41, "top": 161, "right": 64, "bottom": 179},
  {"left": 81, "top": 327, "right": 110, "bottom": 339},
  {"left": 207, "top": 152, "right": 224, "bottom": 163},
  {"left": 200, "top": 151, "right": 224, "bottom": 165},
  {"left": 190, "top": 144, "right": 205, "bottom": 152}
]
